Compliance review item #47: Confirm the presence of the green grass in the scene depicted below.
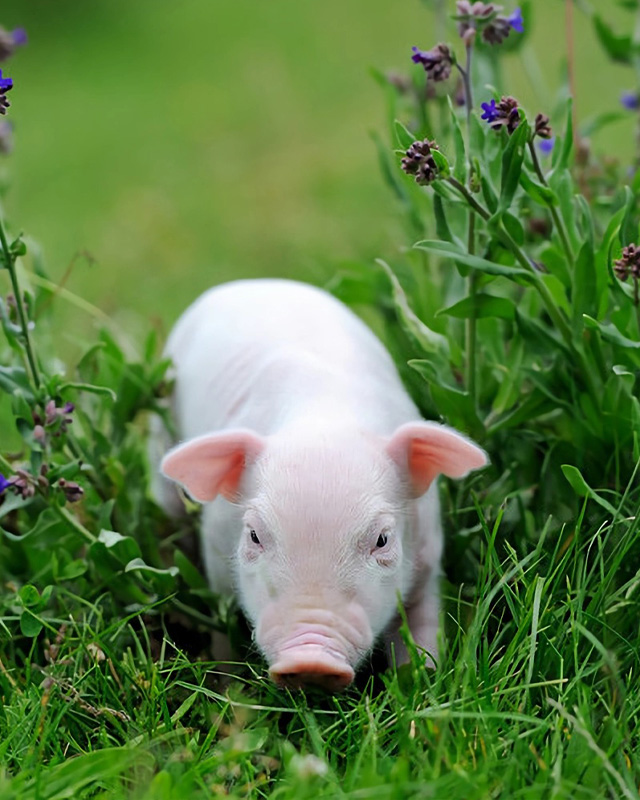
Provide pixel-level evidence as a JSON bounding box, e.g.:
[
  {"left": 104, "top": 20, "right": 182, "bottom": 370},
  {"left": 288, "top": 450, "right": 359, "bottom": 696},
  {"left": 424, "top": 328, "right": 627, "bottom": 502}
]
[{"left": 2, "top": 485, "right": 639, "bottom": 798}]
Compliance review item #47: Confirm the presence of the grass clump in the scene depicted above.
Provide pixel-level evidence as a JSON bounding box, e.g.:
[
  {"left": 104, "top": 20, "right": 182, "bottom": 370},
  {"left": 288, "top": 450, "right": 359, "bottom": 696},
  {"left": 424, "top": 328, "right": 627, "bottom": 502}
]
[{"left": 1, "top": 2, "right": 640, "bottom": 797}]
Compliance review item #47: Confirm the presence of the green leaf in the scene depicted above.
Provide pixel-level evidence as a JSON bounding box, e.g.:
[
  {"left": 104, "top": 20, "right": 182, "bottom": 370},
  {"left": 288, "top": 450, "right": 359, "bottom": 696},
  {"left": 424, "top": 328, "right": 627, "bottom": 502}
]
[
  {"left": 486, "top": 390, "right": 555, "bottom": 434},
  {"left": 377, "top": 259, "right": 449, "bottom": 357},
  {"left": 124, "top": 558, "right": 179, "bottom": 578},
  {"left": 433, "top": 195, "right": 460, "bottom": 246},
  {"left": 561, "top": 465, "right": 620, "bottom": 515},
  {"left": 502, "top": 212, "right": 525, "bottom": 247},
  {"left": 0, "top": 366, "right": 35, "bottom": 398},
  {"left": 519, "top": 169, "right": 558, "bottom": 207},
  {"left": 409, "top": 359, "right": 482, "bottom": 431},
  {"left": 92, "top": 529, "right": 142, "bottom": 565},
  {"left": 59, "top": 559, "right": 88, "bottom": 581},
  {"left": 592, "top": 14, "right": 633, "bottom": 63},
  {"left": 174, "top": 550, "right": 208, "bottom": 590},
  {"left": 394, "top": 119, "right": 417, "bottom": 150},
  {"left": 59, "top": 381, "right": 117, "bottom": 401},
  {"left": 19, "top": 584, "right": 41, "bottom": 608},
  {"left": 556, "top": 100, "right": 574, "bottom": 170},
  {"left": 583, "top": 315, "right": 640, "bottom": 350},
  {"left": 572, "top": 243, "right": 596, "bottom": 329},
  {"left": 438, "top": 293, "right": 516, "bottom": 320},
  {"left": 414, "top": 240, "right": 533, "bottom": 282},
  {"left": 431, "top": 148, "right": 450, "bottom": 178},
  {"left": 480, "top": 173, "right": 499, "bottom": 214},
  {"left": 448, "top": 96, "right": 467, "bottom": 184},
  {"left": 499, "top": 119, "right": 529, "bottom": 211},
  {"left": 20, "top": 610, "right": 43, "bottom": 638}
]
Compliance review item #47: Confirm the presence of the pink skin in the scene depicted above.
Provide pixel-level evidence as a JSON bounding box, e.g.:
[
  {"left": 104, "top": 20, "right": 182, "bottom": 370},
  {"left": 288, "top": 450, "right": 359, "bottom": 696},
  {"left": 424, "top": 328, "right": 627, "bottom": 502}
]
[{"left": 155, "top": 280, "right": 488, "bottom": 690}]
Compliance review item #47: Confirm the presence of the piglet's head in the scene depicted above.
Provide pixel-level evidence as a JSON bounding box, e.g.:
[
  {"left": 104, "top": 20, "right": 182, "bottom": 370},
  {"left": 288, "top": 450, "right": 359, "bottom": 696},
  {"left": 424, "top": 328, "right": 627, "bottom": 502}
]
[{"left": 161, "top": 422, "right": 487, "bottom": 691}]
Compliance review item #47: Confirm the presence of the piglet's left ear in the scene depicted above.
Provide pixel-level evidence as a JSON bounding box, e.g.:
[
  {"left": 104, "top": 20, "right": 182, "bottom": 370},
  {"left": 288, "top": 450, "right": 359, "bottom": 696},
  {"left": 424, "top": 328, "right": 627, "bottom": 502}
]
[{"left": 386, "top": 421, "right": 488, "bottom": 497}]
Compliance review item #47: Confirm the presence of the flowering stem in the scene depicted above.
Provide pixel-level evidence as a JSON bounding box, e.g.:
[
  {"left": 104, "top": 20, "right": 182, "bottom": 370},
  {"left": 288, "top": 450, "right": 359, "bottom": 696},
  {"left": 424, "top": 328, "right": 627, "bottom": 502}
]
[
  {"left": 527, "top": 140, "right": 574, "bottom": 267},
  {"left": 446, "top": 177, "right": 579, "bottom": 353},
  {"left": 0, "top": 216, "right": 41, "bottom": 389},
  {"left": 456, "top": 44, "right": 474, "bottom": 126}
]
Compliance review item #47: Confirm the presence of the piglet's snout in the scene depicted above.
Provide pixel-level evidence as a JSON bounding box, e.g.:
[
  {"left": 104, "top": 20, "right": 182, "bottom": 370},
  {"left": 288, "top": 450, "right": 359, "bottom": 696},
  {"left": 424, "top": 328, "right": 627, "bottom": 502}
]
[{"left": 270, "top": 632, "right": 355, "bottom": 691}]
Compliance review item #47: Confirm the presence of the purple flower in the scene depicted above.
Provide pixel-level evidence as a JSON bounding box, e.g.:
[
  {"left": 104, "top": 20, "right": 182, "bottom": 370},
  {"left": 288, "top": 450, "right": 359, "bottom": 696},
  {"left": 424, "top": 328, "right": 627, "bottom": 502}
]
[
  {"left": 481, "top": 95, "right": 521, "bottom": 134},
  {"left": 0, "top": 473, "right": 11, "bottom": 494},
  {"left": 401, "top": 138, "right": 442, "bottom": 185},
  {"left": 621, "top": 91, "right": 640, "bottom": 111},
  {"left": 0, "top": 69, "right": 12, "bottom": 92},
  {"left": 614, "top": 244, "right": 640, "bottom": 281},
  {"left": 411, "top": 43, "right": 454, "bottom": 82},
  {"left": 480, "top": 99, "right": 499, "bottom": 123},
  {"left": 537, "top": 137, "right": 555, "bottom": 156},
  {"left": 507, "top": 7, "right": 524, "bottom": 33},
  {"left": 11, "top": 28, "right": 27, "bottom": 47},
  {"left": 0, "top": 27, "right": 26, "bottom": 62}
]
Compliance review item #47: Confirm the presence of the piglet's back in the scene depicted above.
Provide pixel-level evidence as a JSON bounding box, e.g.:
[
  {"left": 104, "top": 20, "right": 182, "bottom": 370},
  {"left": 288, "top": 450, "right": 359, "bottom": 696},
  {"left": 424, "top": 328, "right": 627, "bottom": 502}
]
[{"left": 165, "top": 279, "right": 417, "bottom": 440}]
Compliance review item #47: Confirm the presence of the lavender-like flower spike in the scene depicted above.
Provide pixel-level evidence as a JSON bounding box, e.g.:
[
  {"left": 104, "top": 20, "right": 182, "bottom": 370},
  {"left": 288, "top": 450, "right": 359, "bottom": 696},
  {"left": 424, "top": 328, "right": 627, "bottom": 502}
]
[
  {"left": 401, "top": 139, "right": 442, "bottom": 185},
  {"left": 621, "top": 91, "right": 640, "bottom": 111},
  {"left": 507, "top": 7, "right": 524, "bottom": 33},
  {"left": 411, "top": 44, "right": 453, "bottom": 82},
  {"left": 481, "top": 95, "right": 521, "bottom": 134}
]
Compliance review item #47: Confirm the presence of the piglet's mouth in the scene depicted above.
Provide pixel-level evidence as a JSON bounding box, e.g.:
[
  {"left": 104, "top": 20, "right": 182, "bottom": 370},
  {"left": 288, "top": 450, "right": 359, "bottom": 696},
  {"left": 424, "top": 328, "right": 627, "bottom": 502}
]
[{"left": 269, "top": 632, "right": 355, "bottom": 691}]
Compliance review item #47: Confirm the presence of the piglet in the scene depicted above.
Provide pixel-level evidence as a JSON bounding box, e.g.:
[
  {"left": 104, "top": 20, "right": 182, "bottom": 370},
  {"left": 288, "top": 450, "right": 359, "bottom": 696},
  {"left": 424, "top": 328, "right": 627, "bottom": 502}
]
[{"left": 155, "top": 279, "right": 486, "bottom": 690}]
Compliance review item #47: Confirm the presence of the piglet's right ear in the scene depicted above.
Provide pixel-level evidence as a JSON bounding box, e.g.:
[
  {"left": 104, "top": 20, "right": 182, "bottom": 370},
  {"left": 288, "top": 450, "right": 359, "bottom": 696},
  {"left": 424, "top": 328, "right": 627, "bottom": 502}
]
[{"left": 161, "top": 429, "right": 265, "bottom": 503}]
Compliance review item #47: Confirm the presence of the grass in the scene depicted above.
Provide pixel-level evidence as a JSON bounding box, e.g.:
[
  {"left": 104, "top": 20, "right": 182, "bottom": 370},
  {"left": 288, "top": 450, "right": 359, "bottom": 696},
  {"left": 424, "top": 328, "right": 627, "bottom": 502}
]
[{"left": 1, "top": 483, "right": 639, "bottom": 798}]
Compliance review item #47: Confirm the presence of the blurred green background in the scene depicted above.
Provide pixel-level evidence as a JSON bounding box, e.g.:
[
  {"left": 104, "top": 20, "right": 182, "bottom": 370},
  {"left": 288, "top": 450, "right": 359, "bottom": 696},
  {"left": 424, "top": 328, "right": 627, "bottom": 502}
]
[{"left": 0, "top": 0, "right": 636, "bottom": 343}]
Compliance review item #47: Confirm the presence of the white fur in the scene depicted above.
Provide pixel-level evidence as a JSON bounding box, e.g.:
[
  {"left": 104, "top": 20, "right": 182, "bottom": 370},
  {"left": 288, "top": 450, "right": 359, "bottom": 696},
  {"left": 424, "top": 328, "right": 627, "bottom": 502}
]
[{"left": 155, "top": 279, "right": 486, "bottom": 676}]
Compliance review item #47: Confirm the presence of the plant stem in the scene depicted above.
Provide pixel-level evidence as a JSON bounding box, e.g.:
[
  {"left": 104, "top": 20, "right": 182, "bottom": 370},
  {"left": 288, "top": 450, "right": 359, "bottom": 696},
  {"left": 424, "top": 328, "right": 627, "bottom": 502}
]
[
  {"left": 0, "top": 218, "right": 41, "bottom": 389},
  {"left": 446, "top": 175, "right": 600, "bottom": 400},
  {"left": 447, "top": 176, "right": 490, "bottom": 220},
  {"left": 527, "top": 140, "right": 574, "bottom": 267},
  {"left": 565, "top": 0, "right": 579, "bottom": 151},
  {"left": 456, "top": 44, "right": 474, "bottom": 127}
]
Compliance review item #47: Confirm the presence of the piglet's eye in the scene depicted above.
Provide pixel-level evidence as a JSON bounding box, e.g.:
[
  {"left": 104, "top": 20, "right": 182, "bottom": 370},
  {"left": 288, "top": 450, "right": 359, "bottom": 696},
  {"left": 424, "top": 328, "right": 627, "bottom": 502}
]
[
  {"left": 250, "top": 529, "right": 261, "bottom": 545},
  {"left": 375, "top": 532, "right": 388, "bottom": 548}
]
